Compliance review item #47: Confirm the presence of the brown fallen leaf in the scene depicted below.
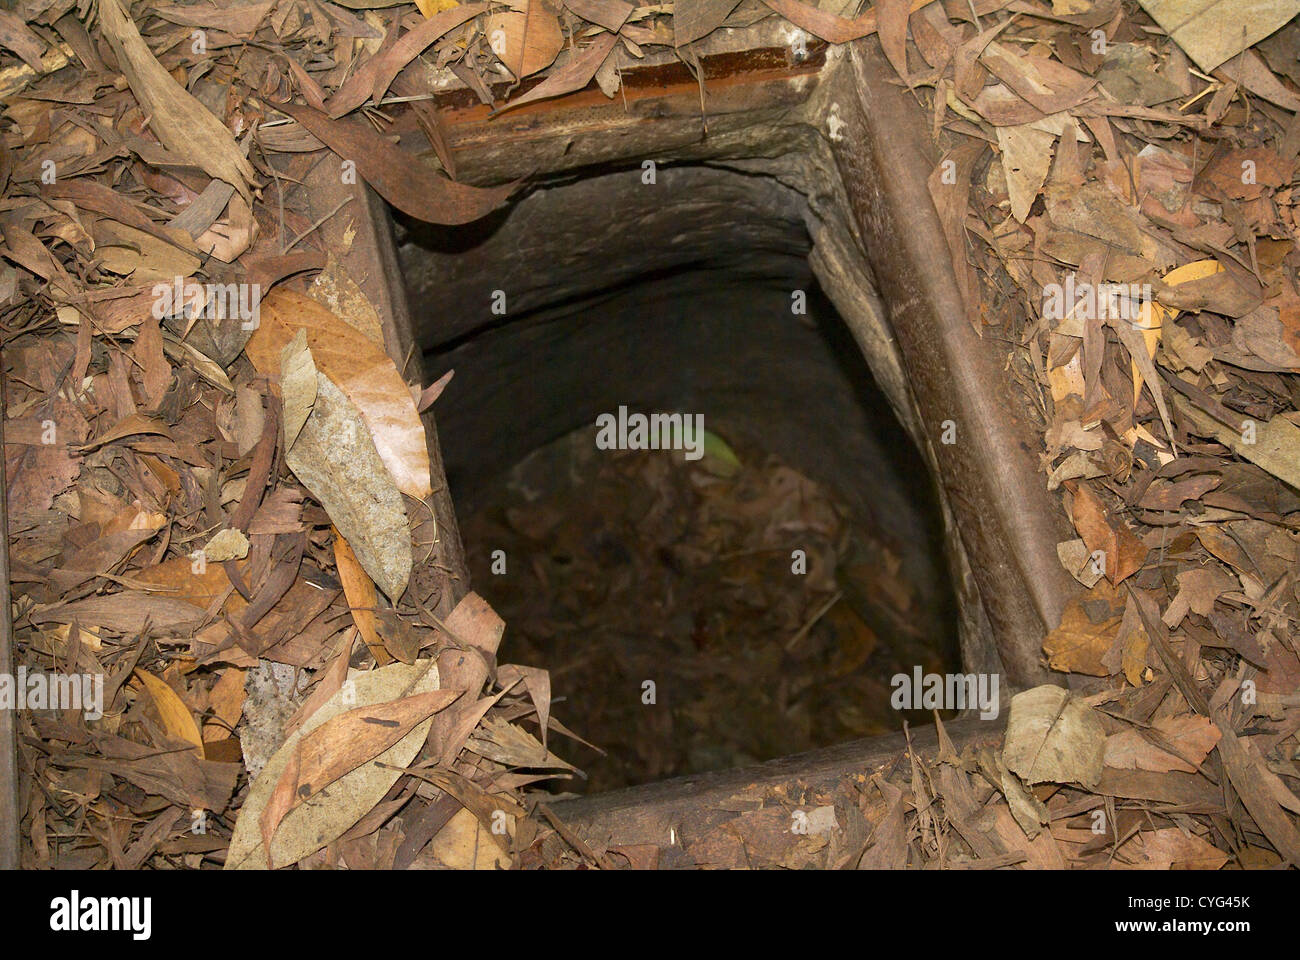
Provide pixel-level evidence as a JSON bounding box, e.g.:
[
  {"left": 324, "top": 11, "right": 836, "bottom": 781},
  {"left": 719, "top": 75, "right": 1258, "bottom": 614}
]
[
  {"left": 260, "top": 687, "right": 463, "bottom": 865},
  {"left": 1162, "top": 566, "right": 1235, "bottom": 628},
  {"left": 1103, "top": 715, "right": 1221, "bottom": 773},
  {"left": 48, "top": 501, "right": 166, "bottom": 594},
  {"left": 276, "top": 101, "right": 515, "bottom": 226},
  {"left": 79, "top": 413, "right": 173, "bottom": 452},
  {"left": 563, "top": 0, "right": 633, "bottom": 32},
  {"left": 1117, "top": 827, "right": 1229, "bottom": 869},
  {"left": 487, "top": 4, "right": 564, "bottom": 78},
  {"left": 201, "top": 667, "right": 246, "bottom": 744},
  {"left": 1067, "top": 482, "right": 1148, "bottom": 585},
  {"left": 325, "top": 4, "right": 488, "bottom": 116},
  {"left": 876, "top": 0, "right": 912, "bottom": 81},
  {"left": 133, "top": 669, "right": 204, "bottom": 760},
  {"left": 1003, "top": 685, "right": 1106, "bottom": 789},
  {"left": 332, "top": 528, "right": 390, "bottom": 666},
  {"left": 1135, "top": 0, "right": 1300, "bottom": 72},
  {"left": 282, "top": 371, "right": 411, "bottom": 601},
  {"left": 997, "top": 122, "right": 1058, "bottom": 223},
  {"left": 417, "top": 369, "right": 454, "bottom": 412},
  {"left": 980, "top": 41, "right": 1097, "bottom": 115},
  {"left": 226, "top": 660, "right": 443, "bottom": 869},
  {"left": 246, "top": 289, "right": 430, "bottom": 500},
  {"left": 673, "top": 0, "right": 743, "bottom": 46},
  {"left": 759, "top": 0, "right": 935, "bottom": 44},
  {"left": 277, "top": 330, "right": 317, "bottom": 453},
  {"left": 97, "top": 0, "right": 254, "bottom": 199},
  {"left": 1137, "top": 473, "right": 1220, "bottom": 510},
  {"left": 495, "top": 30, "right": 618, "bottom": 113},
  {"left": 1043, "top": 585, "right": 1122, "bottom": 676}
]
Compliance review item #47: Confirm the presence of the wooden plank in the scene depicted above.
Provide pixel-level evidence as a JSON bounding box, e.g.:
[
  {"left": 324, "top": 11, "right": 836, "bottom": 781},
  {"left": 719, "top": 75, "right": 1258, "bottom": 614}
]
[{"left": 546, "top": 718, "right": 1004, "bottom": 855}]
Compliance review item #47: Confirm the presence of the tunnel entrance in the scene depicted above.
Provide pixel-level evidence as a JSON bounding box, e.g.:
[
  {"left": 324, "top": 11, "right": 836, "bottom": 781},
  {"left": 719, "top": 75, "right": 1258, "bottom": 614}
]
[{"left": 396, "top": 164, "right": 961, "bottom": 792}]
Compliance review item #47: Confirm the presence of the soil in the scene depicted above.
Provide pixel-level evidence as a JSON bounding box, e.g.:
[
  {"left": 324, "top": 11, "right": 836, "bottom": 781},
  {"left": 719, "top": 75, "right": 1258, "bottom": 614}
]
[{"left": 463, "top": 424, "right": 953, "bottom": 793}]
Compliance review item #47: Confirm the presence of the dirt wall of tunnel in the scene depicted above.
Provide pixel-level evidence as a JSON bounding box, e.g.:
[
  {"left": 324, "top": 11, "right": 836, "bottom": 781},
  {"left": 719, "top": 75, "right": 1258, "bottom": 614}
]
[{"left": 400, "top": 164, "right": 959, "bottom": 652}]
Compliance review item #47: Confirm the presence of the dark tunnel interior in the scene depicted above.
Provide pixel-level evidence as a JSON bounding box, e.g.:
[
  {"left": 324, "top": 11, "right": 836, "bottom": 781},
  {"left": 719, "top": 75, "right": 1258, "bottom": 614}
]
[{"left": 395, "top": 164, "right": 961, "bottom": 792}]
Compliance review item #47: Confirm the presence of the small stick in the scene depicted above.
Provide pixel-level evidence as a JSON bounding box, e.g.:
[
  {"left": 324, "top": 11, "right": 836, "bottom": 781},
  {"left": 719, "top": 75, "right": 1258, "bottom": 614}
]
[
  {"left": 282, "top": 196, "right": 353, "bottom": 254},
  {"left": 784, "top": 590, "right": 843, "bottom": 652}
]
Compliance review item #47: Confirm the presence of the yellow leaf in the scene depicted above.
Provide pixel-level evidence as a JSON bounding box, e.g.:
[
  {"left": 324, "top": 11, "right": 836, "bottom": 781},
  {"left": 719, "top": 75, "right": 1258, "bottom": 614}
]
[
  {"left": 133, "top": 669, "right": 204, "bottom": 760},
  {"left": 415, "top": 0, "right": 461, "bottom": 15},
  {"left": 428, "top": 807, "right": 511, "bottom": 869},
  {"left": 332, "top": 527, "right": 390, "bottom": 666},
  {"left": 1130, "top": 259, "right": 1223, "bottom": 408}
]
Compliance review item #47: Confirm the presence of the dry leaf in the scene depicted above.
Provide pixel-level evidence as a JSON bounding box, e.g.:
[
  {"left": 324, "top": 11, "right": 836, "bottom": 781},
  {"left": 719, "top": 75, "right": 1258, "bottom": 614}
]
[
  {"left": 277, "top": 328, "right": 317, "bottom": 453},
  {"left": 497, "top": 31, "right": 618, "bottom": 112},
  {"left": 1103, "top": 715, "right": 1221, "bottom": 773},
  {"left": 1162, "top": 566, "right": 1234, "bottom": 628},
  {"left": 332, "top": 528, "right": 389, "bottom": 665},
  {"left": 284, "top": 372, "right": 413, "bottom": 601},
  {"left": 997, "top": 122, "right": 1058, "bottom": 223},
  {"left": 673, "top": 0, "right": 743, "bottom": 46},
  {"left": 1003, "top": 685, "right": 1106, "bottom": 788},
  {"left": 97, "top": 0, "right": 254, "bottom": 199},
  {"left": 133, "top": 669, "right": 204, "bottom": 760},
  {"left": 203, "top": 528, "right": 250, "bottom": 562},
  {"left": 487, "top": 4, "right": 564, "bottom": 78},
  {"left": 260, "top": 687, "right": 462, "bottom": 864},
  {"left": 226, "top": 660, "right": 441, "bottom": 869},
  {"left": 1134, "top": 0, "right": 1300, "bottom": 72},
  {"left": 1043, "top": 585, "right": 1122, "bottom": 676},
  {"left": 276, "top": 101, "right": 514, "bottom": 226},
  {"left": 1068, "top": 483, "right": 1149, "bottom": 585},
  {"left": 246, "top": 289, "right": 430, "bottom": 499}
]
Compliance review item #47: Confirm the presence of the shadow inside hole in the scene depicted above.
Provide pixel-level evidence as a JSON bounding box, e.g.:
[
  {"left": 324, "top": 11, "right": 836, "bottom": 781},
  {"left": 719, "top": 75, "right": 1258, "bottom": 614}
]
[{"left": 398, "top": 165, "right": 961, "bottom": 792}]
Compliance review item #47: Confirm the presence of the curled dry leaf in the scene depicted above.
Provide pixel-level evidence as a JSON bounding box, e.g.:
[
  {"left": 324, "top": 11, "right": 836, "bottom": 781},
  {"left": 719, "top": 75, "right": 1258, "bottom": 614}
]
[
  {"left": 96, "top": 0, "right": 255, "bottom": 200},
  {"left": 246, "top": 288, "right": 430, "bottom": 499},
  {"left": 285, "top": 372, "right": 413, "bottom": 602},
  {"left": 1003, "top": 685, "right": 1106, "bottom": 789},
  {"left": 226, "top": 660, "right": 442, "bottom": 869},
  {"left": 276, "top": 101, "right": 515, "bottom": 226}
]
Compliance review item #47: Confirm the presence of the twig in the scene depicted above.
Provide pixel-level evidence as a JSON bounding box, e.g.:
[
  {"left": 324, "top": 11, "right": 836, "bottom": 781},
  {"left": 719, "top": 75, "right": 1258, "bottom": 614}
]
[
  {"left": 784, "top": 590, "right": 843, "bottom": 652},
  {"left": 282, "top": 196, "right": 353, "bottom": 254}
]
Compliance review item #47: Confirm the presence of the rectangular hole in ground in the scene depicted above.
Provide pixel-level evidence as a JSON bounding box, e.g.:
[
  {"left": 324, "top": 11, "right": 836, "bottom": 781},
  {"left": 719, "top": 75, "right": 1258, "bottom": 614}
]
[{"left": 398, "top": 163, "right": 961, "bottom": 794}]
